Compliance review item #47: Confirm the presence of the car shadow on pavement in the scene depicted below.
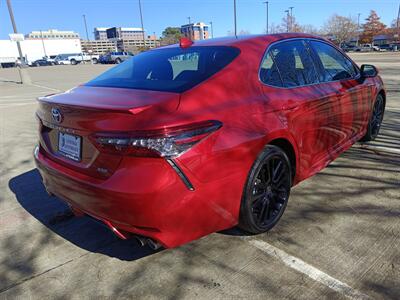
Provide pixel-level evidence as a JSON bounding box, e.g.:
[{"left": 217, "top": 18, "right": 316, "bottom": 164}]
[{"left": 8, "top": 168, "right": 158, "bottom": 261}]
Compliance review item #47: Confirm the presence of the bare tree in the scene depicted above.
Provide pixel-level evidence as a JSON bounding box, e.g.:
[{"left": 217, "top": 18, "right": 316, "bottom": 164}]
[
  {"left": 323, "top": 14, "right": 358, "bottom": 45},
  {"left": 227, "top": 29, "right": 251, "bottom": 36},
  {"left": 266, "top": 23, "right": 284, "bottom": 34},
  {"left": 238, "top": 29, "right": 251, "bottom": 35},
  {"left": 300, "top": 24, "right": 321, "bottom": 35},
  {"left": 280, "top": 14, "right": 302, "bottom": 32}
]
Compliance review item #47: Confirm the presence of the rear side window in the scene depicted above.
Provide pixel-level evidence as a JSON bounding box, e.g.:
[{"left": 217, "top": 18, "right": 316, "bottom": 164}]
[
  {"left": 86, "top": 46, "right": 240, "bottom": 93},
  {"left": 260, "top": 40, "right": 318, "bottom": 88},
  {"left": 309, "top": 41, "right": 357, "bottom": 82}
]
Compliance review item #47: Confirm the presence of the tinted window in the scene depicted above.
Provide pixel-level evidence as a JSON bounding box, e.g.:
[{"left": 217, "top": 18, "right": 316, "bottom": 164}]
[
  {"left": 259, "top": 51, "right": 283, "bottom": 87},
  {"left": 260, "top": 40, "right": 318, "bottom": 87},
  {"left": 309, "top": 41, "right": 357, "bottom": 82},
  {"left": 86, "top": 46, "right": 240, "bottom": 93}
]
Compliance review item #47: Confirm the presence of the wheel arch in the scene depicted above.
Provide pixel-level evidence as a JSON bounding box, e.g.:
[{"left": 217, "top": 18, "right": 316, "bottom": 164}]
[
  {"left": 378, "top": 89, "right": 386, "bottom": 107},
  {"left": 267, "top": 137, "right": 297, "bottom": 183}
]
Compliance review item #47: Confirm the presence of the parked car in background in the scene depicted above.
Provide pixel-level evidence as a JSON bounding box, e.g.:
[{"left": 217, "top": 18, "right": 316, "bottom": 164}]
[
  {"left": 392, "top": 43, "right": 400, "bottom": 51},
  {"left": 34, "top": 34, "right": 386, "bottom": 249},
  {"left": 341, "top": 44, "right": 359, "bottom": 52},
  {"left": 355, "top": 44, "right": 380, "bottom": 52},
  {"left": 377, "top": 44, "right": 393, "bottom": 51},
  {"left": 46, "top": 55, "right": 58, "bottom": 64},
  {"left": 29, "top": 59, "right": 54, "bottom": 67},
  {"left": 100, "top": 51, "right": 133, "bottom": 64},
  {"left": 98, "top": 54, "right": 108, "bottom": 64},
  {"left": 55, "top": 53, "right": 99, "bottom": 65}
]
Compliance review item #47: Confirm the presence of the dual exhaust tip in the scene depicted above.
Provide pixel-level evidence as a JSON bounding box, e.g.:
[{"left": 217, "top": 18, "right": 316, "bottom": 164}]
[
  {"left": 135, "top": 235, "right": 162, "bottom": 250},
  {"left": 69, "top": 206, "right": 163, "bottom": 251},
  {"left": 103, "top": 217, "right": 163, "bottom": 250}
]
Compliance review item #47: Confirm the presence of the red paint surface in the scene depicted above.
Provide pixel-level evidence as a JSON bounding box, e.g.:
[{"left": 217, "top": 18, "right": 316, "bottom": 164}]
[{"left": 34, "top": 34, "right": 385, "bottom": 248}]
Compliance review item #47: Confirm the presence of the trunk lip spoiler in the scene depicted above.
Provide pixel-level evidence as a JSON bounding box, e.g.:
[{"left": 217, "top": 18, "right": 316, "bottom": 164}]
[{"left": 37, "top": 96, "right": 147, "bottom": 114}]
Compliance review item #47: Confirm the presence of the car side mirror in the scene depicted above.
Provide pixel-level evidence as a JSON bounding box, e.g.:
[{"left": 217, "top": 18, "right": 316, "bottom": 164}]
[{"left": 360, "top": 64, "right": 378, "bottom": 78}]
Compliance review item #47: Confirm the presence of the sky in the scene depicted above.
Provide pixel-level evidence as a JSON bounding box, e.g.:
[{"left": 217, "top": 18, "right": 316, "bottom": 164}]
[{"left": 0, "top": 0, "right": 399, "bottom": 39}]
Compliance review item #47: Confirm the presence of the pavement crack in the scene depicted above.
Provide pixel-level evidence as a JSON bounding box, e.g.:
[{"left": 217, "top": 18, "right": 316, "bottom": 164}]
[{"left": 0, "top": 251, "right": 90, "bottom": 294}]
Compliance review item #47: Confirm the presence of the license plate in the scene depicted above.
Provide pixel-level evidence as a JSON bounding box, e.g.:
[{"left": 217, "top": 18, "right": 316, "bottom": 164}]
[{"left": 58, "top": 132, "right": 81, "bottom": 161}]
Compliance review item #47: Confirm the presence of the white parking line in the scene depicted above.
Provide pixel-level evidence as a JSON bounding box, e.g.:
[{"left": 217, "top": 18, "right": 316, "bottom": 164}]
[
  {"left": 30, "top": 83, "right": 62, "bottom": 92},
  {"left": 247, "top": 239, "right": 370, "bottom": 300}
]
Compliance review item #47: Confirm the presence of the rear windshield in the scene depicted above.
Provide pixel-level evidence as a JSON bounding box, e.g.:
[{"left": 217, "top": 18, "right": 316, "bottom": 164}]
[{"left": 86, "top": 46, "right": 240, "bottom": 93}]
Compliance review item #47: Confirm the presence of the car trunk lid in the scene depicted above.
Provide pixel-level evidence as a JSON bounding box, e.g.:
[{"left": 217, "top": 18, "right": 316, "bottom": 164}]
[{"left": 36, "top": 86, "right": 180, "bottom": 179}]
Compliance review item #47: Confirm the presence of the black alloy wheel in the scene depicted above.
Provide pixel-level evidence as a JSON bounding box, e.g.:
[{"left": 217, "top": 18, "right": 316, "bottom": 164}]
[
  {"left": 239, "top": 145, "right": 292, "bottom": 234},
  {"left": 361, "top": 94, "right": 385, "bottom": 142},
  {"left": 370, "top": 95, "right": 384, "bottom": 138}
]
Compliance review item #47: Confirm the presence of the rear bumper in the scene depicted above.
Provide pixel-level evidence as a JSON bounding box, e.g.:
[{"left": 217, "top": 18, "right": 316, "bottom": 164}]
[{"left": 34, "top": 145, "right": 239, "bottom": 248}]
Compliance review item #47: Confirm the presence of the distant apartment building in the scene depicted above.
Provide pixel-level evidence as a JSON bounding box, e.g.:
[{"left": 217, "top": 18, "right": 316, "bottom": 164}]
[
  {"left": 25, "top": 29, "right": 79, "bottom": 39},
  {"left": 81, "top": 40, "right": 116, "bottom": 55},
  {"left": 106, "top": 27, "right": 146, "bottom": 40},
  {"left": 181, "top": 22, "right": 209, "bottom": 40},
  {"left": 116, "top": 37, "right": 160, "bottom": 52},
  {"left": 93, "top": 27, "right": 109, "bottom": 40}
]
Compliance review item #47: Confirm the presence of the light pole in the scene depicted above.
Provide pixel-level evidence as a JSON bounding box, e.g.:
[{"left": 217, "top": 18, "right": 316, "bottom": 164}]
[
  {"left": 289, "top": 6, "right": 294, "bottom": 31},
  {"left": 40, "top": 30, "right": 47, "bottom": 58},
  {"left": 82, "top": 14, "right": 90, "bottom": 40},
  {"left": 233, "top": 0, "right": 237, "bottom": 36},
  {"left": 396, "top": 3, "right": 400, "bottom": 44},
  {"left": 188, "top": 16, "right": 191, "bottom": 24},
  {"left": 6, "top": 0, "right": 25, "bottom": 65},
  {"left": 357, "top": 13, "right": 361, "bottom": 46},
  {"left": 138, "top": 0, "right": 146, "bottom": 48},
  {"left": 82, "top": 14, "right": 92, "bottom": 62},
  {"left": 263, "top": 1, "right": 269, "bottom": 34},
  {"left": 209, "top": 21, "right": 214, "bottom": 38},
  {"left": 6, "top": 0, "right": 30, "bottom": 84},
  {"left": 285, "top": 10, "right": 290, "bottom": 32}
]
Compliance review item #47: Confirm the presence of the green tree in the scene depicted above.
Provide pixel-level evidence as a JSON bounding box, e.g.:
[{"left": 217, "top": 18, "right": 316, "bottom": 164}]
[
  {"left": 360, "top": 10, "right": 386, "bottom": 43},
  {"left": 161, "top": 27, "right": 182, "bottom": 45}
]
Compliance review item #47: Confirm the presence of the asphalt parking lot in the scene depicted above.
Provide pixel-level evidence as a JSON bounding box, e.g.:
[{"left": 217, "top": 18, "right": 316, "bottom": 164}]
[{"left": 0, "top": 52, "right": 399, "bottom": 299}]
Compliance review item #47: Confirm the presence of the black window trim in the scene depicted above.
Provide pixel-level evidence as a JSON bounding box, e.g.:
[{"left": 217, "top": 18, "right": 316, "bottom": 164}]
[{"left": 258, "top": 37, "right": 361, "bottom": 89}]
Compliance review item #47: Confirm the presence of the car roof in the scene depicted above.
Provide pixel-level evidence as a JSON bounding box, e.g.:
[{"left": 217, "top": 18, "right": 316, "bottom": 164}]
[{"left": 158, "top": 33, "right": 326, "bottom": 49}]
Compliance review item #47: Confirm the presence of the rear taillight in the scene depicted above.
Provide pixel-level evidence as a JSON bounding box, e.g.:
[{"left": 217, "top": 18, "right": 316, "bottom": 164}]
[{"left": 93, "top": 120, "right": 222, "bottom": 158}]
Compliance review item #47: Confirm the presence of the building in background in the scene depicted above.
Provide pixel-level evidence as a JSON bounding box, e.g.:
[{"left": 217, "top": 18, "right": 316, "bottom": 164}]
[
  {"left": 106, "top": 27, "right": 145, "bottom": 40},
  {"left": 0, "top": 38, "right": 81, "bottom": 66},
  {"left": 181, "top": 22, "right": 209, "bottom": 40},
  {"left": 93, "top": 27, "right": 109, "bottom": 40},
  {"left": 81, "top": 40, "right": 116, "bottom": 55},
  {"left": 116, "top": 36, "right": 160, "bottom": 52},
  {"left": 25, "top": 29, "right": 79, "bottom": 39},
  {"left": 92, "top": 27, "right": 160, "bottom": 51}
]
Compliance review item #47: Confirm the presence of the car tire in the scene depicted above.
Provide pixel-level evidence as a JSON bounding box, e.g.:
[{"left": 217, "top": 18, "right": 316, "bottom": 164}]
[
  {"left": 92, "top": 58, "right": 98, "bottom": 64},
  {"left": 115, "top": 58, "right": 122, "bottom": 64},
  {"left": 360, "top": 94, "right": 385, "bottom": 142},
  {"left": 239, "top": 145, "right": 292, "bottom": 234},
  {"left": 70, "top": 59, "right": 77, "bottom": 65}
]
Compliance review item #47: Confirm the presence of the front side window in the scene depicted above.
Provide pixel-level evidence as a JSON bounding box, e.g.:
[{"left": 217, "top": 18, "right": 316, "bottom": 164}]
[
  {"left": 309, "top": 40, "right": 357, "bottom": 82},
  {"left": 86, "top": 46, "right": 240, "bottom": 93},
  {"left": 260, "top": 40, "right": 318, "bottom": 88}
]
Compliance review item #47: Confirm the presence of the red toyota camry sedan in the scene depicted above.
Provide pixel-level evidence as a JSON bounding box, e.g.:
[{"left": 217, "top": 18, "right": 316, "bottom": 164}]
[{"left": 34, "top": 34, "right": 385, "bottom": 249}]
